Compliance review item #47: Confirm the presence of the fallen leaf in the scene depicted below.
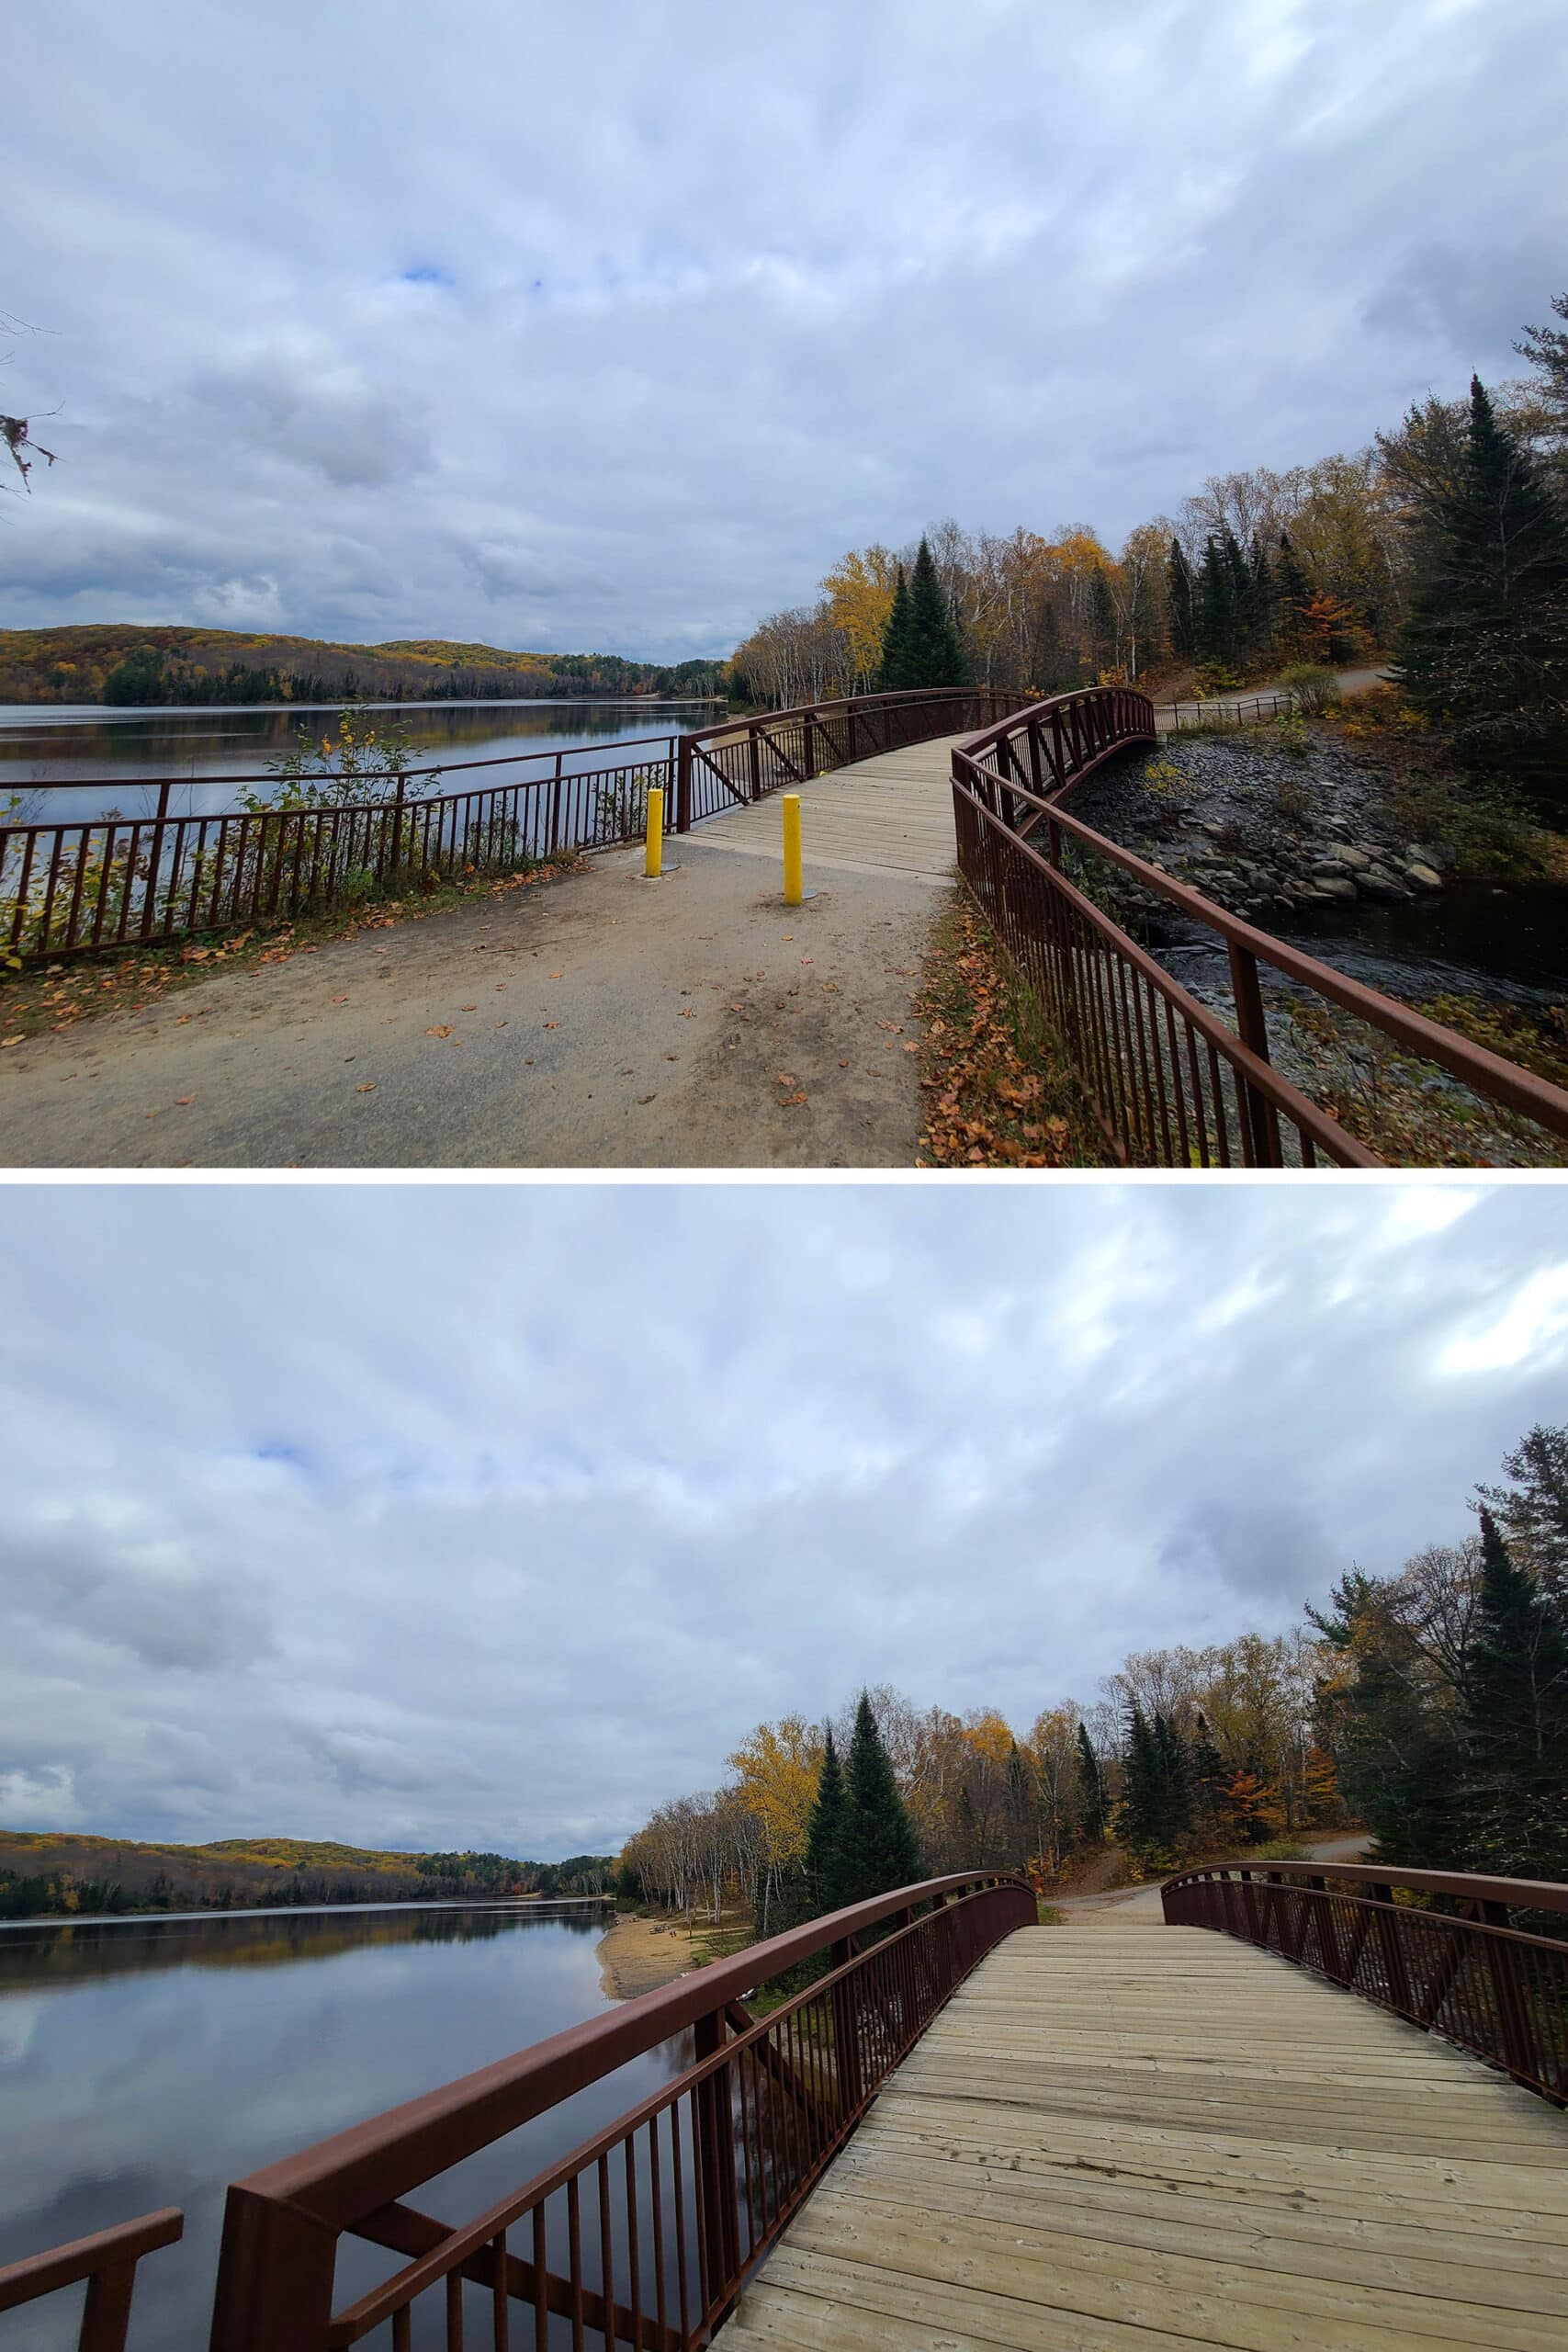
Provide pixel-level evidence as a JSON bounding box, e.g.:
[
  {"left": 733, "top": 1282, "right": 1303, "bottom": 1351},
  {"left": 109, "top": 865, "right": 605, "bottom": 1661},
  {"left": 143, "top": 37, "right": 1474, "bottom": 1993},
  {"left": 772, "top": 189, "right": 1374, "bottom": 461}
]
[
  {"left": 903, "top": 1040, "right": 919, "bottom": 1052},
  {"left": 426, "top": 1024, "right": 453, "bottom": 1038},
  {"left": 1, "top": 1035, "right": 24, "bottom": 1048},
  {"left": 549, "top": 970, "right": 563, "bottom": 978},
  {"left": 679, "top": 1007, "right": 697, "bottom": 1019},
  {"left": 781, "top": 1091, "right": 807, "bottom": 1107},
  {"left": 355, "top": 1081, "right": 378, "bottom": 1092},
  {"left": 838, "top": 1057, "right": 849, "bottom": 1068},
  {"left": 776, "top": 1072, "right": 797, "bottom": 1085},
  {"left": 543, "top": 1021, "right": 558, "bottom": 1030},
  {"left": 175, "top": 1095, "right": 195, "bottom": 1106},
  {"left": 638, "top": 1092, "right": 658, "bottom": 1104},
  {"left": 459, "top": 1003, "right": 477, "bottom": 1012}
]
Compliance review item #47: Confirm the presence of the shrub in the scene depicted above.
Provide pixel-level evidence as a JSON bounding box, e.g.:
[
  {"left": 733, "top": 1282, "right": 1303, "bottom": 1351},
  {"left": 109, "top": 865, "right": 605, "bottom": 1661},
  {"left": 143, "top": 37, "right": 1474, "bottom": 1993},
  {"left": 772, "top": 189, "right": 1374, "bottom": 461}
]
[{"left": 1278, "top": 662, "right": 1343, "bottom": 716}]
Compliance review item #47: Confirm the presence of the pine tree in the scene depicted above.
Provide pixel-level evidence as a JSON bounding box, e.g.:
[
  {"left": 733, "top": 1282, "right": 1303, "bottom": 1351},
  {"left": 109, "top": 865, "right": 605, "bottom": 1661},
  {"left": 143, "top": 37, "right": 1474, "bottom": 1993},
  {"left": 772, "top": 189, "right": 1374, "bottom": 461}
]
[
  {"left": 1462, "top": 1511, "right": 1568, "bottom": 1881},
  {"left": 1274, "top": 532, "right": 1312, "bottom": 661},
  {"left": 838, "top": 1691, "right": 921, "bottom": 1904},
  {"left": 1394, "top": 374, "right": 1568, "bottom": 797},
  {"left": 1188, "top": 1713, "right": 1229, "bottom": 1840},
  {"left": 1246, "top": 529, "right": 1277, "bottom": 662},
  {"left": 1166, "top": 539, "right": 1196, "bottom": 661},
  {"left": 1088, "top": 567, "right": 1118, "bottom": 676},
  {"left": 1195, "top": 537, "right": 1239, "bottom": 671},
  {"left": 800, "top": 1725, "right": 849, "bottom": 1916},
  {"left": 1475, "top": 1421, "right": 1568, "bottom": 1612},
  {"left": 903, "top": 537, "right": 967, "bottom": 689},
  {"left": 875, "top": 564, "right": 914, "bottom": 693},
  {"left": 1118, "top": 1704, "right": 1167, "bottom": 1863},
  {"left": 1075, "top": 1722, "right": 1108, "bottom": 1844},
  {"left": 1153, "top": 1711, "right": 1194, "bottom": 1850}
]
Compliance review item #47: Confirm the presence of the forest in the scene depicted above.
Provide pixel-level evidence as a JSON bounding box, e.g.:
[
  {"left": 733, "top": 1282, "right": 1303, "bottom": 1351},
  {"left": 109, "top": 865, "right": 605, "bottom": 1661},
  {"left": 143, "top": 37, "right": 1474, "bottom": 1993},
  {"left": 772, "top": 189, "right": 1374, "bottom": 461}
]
[
  {"left": 617, "top": 1420, "right": 1567, "bottom": 1932},
  {"left": 730, "top": 289, "right": 1568, "bottom": 809},
  {"left": 0, "top": 1830, "right": 616, "bottom": 1920},
  {"left": 0, "top": 624, "right": 726, "bottom": 709}
]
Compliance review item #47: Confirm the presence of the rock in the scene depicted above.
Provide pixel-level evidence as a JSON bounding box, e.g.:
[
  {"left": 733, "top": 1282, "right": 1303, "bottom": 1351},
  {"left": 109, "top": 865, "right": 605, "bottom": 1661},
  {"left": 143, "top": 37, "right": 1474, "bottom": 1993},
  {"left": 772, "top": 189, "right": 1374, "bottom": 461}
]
[
  {"left": 1303, "top": 877, "right": 1358, "bottom": 901},
  {"left": 1311, "top": 858, "right": 1355, "bottom": 877},
  {"left": 1405, "top": 862, "right": 1443, "bottom": 890},
  {"left": 1337, "top": 846, "right": 1373, "bottom": 870}
]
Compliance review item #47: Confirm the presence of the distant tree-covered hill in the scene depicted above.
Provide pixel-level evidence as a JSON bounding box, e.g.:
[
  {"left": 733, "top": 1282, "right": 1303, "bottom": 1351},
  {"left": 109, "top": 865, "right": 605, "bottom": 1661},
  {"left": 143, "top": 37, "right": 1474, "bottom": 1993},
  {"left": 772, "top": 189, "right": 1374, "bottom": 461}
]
[
  {"left": 0, "top": 625, "right": 727, "bottom": 708},
  {"left": 0, "top": 1826, "right": 616, "bottom": 1917}
]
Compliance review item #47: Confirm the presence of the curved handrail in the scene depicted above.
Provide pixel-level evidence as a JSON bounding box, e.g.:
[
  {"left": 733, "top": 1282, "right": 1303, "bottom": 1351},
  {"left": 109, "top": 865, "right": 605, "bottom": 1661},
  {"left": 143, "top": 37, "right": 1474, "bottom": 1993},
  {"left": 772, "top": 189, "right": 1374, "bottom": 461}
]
[
  {"left": 1162, "top": 1860, "right": 1568, "bottom": 2102},
  {"left": 209, "top": 1870, "right": 1035, "bottom": 2350},
  {"left": 951, "top": 688, "right": 1568, "bottom": 1166},
  {"left": 675, "top": 684, "right": 1017, "bottom": 831}
]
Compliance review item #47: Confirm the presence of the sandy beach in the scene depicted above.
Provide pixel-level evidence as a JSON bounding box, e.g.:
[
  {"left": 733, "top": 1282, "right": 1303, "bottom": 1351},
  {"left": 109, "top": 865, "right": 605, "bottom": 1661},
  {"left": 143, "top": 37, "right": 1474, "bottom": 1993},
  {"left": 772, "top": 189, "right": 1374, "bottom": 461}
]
[{"left": 596, "top": 1912, "right": 707, "bottom": 1999}]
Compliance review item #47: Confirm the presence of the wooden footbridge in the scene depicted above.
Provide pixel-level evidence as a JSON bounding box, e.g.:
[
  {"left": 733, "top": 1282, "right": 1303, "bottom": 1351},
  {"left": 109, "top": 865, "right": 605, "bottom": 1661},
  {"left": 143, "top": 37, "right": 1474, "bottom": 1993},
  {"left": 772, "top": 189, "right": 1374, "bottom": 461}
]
[{"left": 6, "top": 1862, "right": 1565, "bottom": 2352}]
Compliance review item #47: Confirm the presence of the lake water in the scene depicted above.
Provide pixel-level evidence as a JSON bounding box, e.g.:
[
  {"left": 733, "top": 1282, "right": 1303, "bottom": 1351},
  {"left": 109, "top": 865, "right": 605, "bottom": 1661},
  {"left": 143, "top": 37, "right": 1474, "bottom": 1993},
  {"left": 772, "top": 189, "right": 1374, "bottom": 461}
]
[
  {"left": 0, "top": 1902, "right": 675, "bottom": 2352},
  {"left": 0, "top": 702, "right": 712, "bottom": 828}
]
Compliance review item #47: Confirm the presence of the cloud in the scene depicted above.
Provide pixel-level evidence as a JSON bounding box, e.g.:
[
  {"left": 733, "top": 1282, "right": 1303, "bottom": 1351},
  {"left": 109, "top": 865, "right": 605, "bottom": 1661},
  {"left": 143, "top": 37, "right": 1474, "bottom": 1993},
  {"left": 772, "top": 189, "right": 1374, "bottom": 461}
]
[
  {"left": 3, "top": 0, "right": 1564, "bottom": 654},
  {"left": 1, "top": 1182, "right": 1562, "bottom": 1857}
]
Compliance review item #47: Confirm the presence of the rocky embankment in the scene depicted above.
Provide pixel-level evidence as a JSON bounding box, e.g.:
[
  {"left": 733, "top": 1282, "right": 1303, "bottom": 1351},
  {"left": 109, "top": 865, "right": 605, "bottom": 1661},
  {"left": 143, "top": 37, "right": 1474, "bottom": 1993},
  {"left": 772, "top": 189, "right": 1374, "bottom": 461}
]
[{"left": 1066, "top": 731, "right": 1446, "bottom": 929}]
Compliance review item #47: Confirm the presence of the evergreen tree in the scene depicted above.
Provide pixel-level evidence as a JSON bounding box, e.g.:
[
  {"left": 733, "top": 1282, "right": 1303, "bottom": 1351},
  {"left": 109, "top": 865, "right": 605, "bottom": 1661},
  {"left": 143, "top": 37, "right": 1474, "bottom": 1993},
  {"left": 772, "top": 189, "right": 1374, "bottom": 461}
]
[
  {"left": 1153, "top": 1711, "right": 1194, "bottom": 1849},
  {"left": 1475, "top": 1421, "right": 1568, "bottom": 1612},
  {"left": 1075, "top": 1721, "right": 1108, "bottom": 1844},
  {"left": 1462, "top": 1511, "right": 1568, "bottom": 1882},
  {"left": 1194, "top": 536, "right": 1239, "bottom": 670},
  {"left": 1166, "top": 539, "right": 1196, "bottom": 661},
  {"left": 1222, "top": 529, "right": 1253, "bottom": 661},
  {"left": 838, "top": 1691, "right": 921, "bottom": 1904},
  {"left": 1246, "top": 530, "right": 1277, "bottom": 662},
  {"left": 903, "top": 537, "right": 967, "bottom": 688},
  {"left": 800, "top": 1725, "right": 849, "bottom": 1915},
  {"left": 1188, "top": 1713, "right": 1229, "bottom": 1840},
  {"left": 1394, "top": 374, "right": 1568, "bottom": 800},
  {"left": 1274, "top": 532, "right": 1312, "bottom": 661},
  {"left": 1088, "top": 567, "right": 1118, "bottom": 675},
  {"left": 1118, "top": 1703, "right": 1168, "bottom": 1863},
  {"left": 875, "top": 564, "right": 914, "bottom": 692}
]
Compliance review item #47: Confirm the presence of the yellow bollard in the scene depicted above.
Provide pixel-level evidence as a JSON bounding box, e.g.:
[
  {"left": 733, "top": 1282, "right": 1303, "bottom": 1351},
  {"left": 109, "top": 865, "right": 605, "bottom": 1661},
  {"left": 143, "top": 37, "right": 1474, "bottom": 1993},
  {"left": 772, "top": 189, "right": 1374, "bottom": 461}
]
[
  {"left": 644, "top": 786, "right": 663, "bottom": 878},
  {"left": 783, "top": 791, "right": 802, "bottom": 905}
]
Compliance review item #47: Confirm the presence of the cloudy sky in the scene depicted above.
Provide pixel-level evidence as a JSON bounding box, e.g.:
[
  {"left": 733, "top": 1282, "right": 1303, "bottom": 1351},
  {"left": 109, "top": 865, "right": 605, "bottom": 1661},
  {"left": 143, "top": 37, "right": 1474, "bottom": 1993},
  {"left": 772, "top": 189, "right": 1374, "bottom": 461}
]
[
  {"left": 6, "top": 1, "right": 1566, "bottom": 659},
  {"left": 3, "top": 1180, "right": 1564, "bottom": 1858}
]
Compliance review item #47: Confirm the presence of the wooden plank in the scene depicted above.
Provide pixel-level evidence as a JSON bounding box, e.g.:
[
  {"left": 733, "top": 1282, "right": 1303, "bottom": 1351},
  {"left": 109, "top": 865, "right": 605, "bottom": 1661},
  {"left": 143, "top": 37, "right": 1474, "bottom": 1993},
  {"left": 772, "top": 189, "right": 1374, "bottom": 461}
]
[{"left": 730, "top": 1920, "right": 1568, "bottom": 2350}]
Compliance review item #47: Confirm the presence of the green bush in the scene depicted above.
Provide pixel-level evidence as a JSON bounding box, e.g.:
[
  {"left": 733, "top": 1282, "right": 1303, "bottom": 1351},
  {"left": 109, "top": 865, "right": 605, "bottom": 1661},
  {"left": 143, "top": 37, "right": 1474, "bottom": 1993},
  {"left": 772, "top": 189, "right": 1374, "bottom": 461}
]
[{"left": 1278, "top": 663, "right": 1342, "bottom": 716}]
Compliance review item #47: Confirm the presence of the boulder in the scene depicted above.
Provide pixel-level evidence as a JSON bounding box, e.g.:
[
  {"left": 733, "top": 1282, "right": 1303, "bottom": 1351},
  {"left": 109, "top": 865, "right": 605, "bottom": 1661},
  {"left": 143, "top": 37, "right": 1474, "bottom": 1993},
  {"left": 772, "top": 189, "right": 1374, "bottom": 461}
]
[{"left": 1405, "top": 862, "right": 1443, "bottom": 890}]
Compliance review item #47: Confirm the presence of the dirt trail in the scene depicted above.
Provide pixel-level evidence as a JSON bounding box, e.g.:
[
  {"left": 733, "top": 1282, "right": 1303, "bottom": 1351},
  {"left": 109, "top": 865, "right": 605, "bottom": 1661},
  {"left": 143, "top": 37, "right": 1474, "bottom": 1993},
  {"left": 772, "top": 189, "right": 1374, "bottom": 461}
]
[
  {"left": 1, "top": 842, "right": 942, "bottom": 1169},
  {"left": 1054, "top": 1832, "right": 1372, "bottom": 1925}
]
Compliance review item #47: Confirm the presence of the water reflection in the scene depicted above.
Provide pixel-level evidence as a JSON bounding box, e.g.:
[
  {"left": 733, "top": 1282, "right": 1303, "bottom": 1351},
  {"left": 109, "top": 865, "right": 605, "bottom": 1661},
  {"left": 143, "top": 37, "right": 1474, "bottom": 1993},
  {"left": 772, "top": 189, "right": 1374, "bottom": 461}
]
[
  {"left": 0, "top": 1904, "right": 682, "bottom": 2352},
  {"left": 0, "top": 702, "right": 707, "bottom": 827}
]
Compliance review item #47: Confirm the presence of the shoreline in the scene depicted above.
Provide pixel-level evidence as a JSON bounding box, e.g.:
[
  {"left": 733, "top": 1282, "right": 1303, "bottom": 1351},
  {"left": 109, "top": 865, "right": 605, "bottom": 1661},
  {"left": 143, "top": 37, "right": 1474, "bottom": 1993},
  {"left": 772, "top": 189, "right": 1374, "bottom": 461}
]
[{"left": 596, "top": 1911, "right": 702, "bottom": 1999}]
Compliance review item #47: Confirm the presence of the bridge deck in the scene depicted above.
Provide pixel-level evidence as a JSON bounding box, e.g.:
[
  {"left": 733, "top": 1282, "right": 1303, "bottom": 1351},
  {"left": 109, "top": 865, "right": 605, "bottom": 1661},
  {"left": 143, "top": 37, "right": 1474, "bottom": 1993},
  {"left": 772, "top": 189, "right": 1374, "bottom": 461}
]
[
  {"left": 683, "top": 736, "right": 969, "bottom": 885},
  {"left": 724, "top": 1920, "right": 1568, "bottom": 2351}
]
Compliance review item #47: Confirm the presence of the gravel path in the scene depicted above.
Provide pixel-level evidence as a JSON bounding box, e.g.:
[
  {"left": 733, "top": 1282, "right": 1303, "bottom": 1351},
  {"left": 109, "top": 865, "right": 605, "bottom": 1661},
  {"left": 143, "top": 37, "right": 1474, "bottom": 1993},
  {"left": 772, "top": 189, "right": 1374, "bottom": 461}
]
[{"left": 1, "top": 842, "right": 942, "bottom": 1169}]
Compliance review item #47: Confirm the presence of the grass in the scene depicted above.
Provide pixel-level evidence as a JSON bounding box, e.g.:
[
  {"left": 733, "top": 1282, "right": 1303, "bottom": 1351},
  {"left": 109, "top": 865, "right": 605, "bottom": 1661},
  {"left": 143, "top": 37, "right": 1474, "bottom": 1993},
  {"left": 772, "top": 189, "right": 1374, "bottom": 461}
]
[
  {"left": 0, "top": 854, "right": 587, "bottom": 1045},
  {"left": 915, "top": 895, "right": 1111, "bottom": 1168}
]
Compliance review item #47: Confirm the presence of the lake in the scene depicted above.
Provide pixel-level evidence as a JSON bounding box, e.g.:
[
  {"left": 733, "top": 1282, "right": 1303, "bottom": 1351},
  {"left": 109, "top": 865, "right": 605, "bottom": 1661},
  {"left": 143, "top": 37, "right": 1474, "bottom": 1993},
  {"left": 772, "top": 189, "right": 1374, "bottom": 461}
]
[
  {"left": 0, "top": 1902, "right": 677, "bottom": 2352},
  {"left": 0, "top": 702, "right": 714, "bottom": 828}
]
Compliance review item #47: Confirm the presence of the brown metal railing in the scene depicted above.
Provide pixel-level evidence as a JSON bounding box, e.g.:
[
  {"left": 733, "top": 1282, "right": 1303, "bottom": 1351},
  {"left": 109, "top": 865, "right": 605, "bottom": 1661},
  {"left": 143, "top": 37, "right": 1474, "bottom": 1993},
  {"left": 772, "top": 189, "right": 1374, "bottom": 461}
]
[
  {"left": 0, "top": 2206, "right": 183, "bottom": 2351},
  {"left": 205, "top": 1871, "right": 1033, "bottom": 2351},
  {"left": 674, "top": 687, "right": 1017, "bottom": 831},
  {"left": 1, "top": 736, "right": 682, "bottom": 963},
  {"left": 953, "top": 689, "right": 1568, "bottom": 1168},
  {"left": 1162, "top": 1860, "right": 1568, "bottom": 2103}
]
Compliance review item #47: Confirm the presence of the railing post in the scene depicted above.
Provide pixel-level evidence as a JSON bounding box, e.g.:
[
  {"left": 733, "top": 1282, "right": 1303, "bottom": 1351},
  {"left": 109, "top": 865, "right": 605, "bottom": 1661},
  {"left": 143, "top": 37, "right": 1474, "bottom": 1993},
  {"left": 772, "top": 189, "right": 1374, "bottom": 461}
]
[
  {"left": 748, "top": 725, "right": 761, "bottom": 804},
  {"left": 802, "top": 708, "right": 818, "bottom": 777},
  {"left": 1370, "top": 1884, "right": 1414, "bottom": 2016},
  {"left": 80, "top": 2258, "right": 138, "bottom": 2352},
  {"left": 1226, "top": 942, "right": 1284, "bottom": 1167},
  {"left": 547, "top": 752, "right": 563, "bottom": 855},
  {"left": 1479, "top": 1900, "right": 1536, "bottom": 2084},
  {"left": 693, "top": 2008, "right": 740, "bottom": 2315},
  {"left": 209, "top": 2185, "right": 340, "bottom": 2352},
  {"left": 141, "top": 778, "right": 173, "bottom": 938},
  {"left": 675, "top": 734, "right": 693, "bottom": 833},
  {"left": 829, "top": 1937, "right": 864, "bottom": 2120}
]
